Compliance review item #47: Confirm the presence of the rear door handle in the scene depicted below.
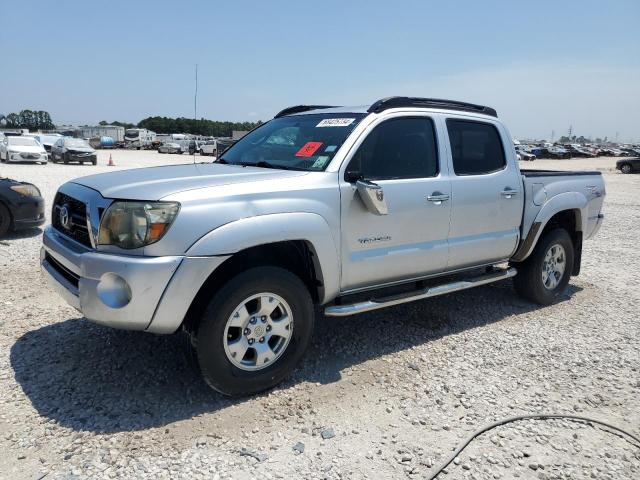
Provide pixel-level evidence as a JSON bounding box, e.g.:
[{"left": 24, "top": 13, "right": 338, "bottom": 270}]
[
  {"left": 501, "top": 189, "right": 518, "bottom": 198},
  {"left": 427, "top": 192, "right": 450, "bottom": 204}
]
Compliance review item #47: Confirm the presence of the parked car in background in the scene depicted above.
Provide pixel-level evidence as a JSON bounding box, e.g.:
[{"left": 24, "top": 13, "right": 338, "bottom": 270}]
[
  {"left": 0, "top": 135, "right": 48, "bottom": 164},
  {"left": 215, "top": 138, "right": 237, "bottom": 158},
  {"left": 516, "top": 150, "right": 536, "bottom": 161},
  {"left": 51, "top": 137, "right": 97, "bottom": 165},
  {"left": 199, "top": 140, "right": 218, "bottom": 156},
  {"left": 546, "top": 146, "right": 571, "bottom": 159},
  {"left": 158, "top": 143, "right": 182, "bottom": 154},
  {"left": 34, "top": 133, "right": 63, "bottom": 158},
  {"left": 0, "top": 177, "right": 45, "bottom": 237},
  {"left": 616, "top": 157, "right": 640, "bottom": 174}
]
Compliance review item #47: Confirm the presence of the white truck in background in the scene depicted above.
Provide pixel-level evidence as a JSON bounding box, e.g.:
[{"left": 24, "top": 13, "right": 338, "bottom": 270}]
[{"left": 124, "top": 128, "right": 156, "bottom": 149}]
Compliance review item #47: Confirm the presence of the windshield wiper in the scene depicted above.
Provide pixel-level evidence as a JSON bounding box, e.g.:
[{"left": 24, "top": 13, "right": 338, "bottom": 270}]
[{"left": 236, "top": 161, "right": 298, "bottom": 171}]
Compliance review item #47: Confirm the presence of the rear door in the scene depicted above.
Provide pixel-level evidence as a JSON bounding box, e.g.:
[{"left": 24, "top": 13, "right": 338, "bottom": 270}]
[
  {"left": 339, "top": 114, "right": 451, "bottom": 290},
  {"left": 443, "top": 116, "right": 523, "bottom": 269}
]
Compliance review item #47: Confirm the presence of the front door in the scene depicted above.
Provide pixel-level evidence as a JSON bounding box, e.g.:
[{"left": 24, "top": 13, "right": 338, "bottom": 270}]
[
  {"left": 339, "top": 115, "right": 452, "bottom": 291},
  {"left": 444, "top": 117, "right": 524, "bottom": 269}
]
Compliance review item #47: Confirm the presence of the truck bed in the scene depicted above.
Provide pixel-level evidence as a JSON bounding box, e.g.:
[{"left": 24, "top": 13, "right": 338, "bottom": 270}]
[
  {"left": 519, "top": 169, "right": 605, "bottom": 252},
  {"left": 521, "top": 169, "right": 603, "bottom": 177}
]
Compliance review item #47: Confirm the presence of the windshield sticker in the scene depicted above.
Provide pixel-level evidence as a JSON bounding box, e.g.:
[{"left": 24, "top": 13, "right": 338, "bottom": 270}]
[
  {"left": 311, "top": 156, "right": 330, "bottom": 169},
  {"left": 324, "top": 145, "right": 337, "bottom": 153},
  {"left": 316, "top": 118, "right": 355, "bottom": 128},
  {"left": 296, "top": 141, "right": 323, "bottom": 157}
]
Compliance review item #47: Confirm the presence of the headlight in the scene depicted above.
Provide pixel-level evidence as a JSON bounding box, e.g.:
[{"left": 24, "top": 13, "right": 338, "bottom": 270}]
[
  {"left": 98, "top": 201, "right": 180, "bottom": 249},
  {"left": 10, "top": 184, "right": 41, "bottom": 197}
]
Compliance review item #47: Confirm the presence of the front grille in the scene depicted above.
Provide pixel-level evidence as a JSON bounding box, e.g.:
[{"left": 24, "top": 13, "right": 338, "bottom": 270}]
[
  {"left": 45, "top": 253, "right": 80, "bottom": 288},
  {"left": 52, "top": 192, "right": 92, "bottom": 248},
  {"left": 21, "top": 152, "right": 41, "bottom": 159}
]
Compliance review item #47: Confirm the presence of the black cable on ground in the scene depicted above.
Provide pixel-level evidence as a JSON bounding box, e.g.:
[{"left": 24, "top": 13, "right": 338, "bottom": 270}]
[{"left": 425, "top": 414, "right": 640, "bottom": 480}]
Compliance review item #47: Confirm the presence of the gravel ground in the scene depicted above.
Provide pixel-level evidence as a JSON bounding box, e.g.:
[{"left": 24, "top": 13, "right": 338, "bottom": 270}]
[{"left": 0, "top": 151, "right": 638, "bottom": 479}]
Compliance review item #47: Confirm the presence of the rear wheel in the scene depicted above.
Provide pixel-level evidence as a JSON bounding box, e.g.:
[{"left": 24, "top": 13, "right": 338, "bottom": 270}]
[
  {"left": 620, "top": 163, "right": 632, "bottom": 174},
  {"left": 0, "top": 203, "right": 11, "bottom": 238},
  {"left": 195, "top": 266, "right": 314, "bottom": 396},
  {"left": 513, "top": 228, "right": 574, "bottom": 305}
]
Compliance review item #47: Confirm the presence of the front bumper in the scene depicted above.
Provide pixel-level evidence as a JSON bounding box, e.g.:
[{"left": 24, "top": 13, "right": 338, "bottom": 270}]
[
  {"left": 41, "top": 226, "right": 228, "bottom": 333},
  {"left": 13, "top": 197, "right": 46, "bottom": 229},
  {"left": 68, "top": 153, "right": 97, "bottom": 163}
]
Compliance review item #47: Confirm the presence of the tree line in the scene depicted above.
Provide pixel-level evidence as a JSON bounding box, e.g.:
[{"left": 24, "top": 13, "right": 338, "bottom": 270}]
[
  {"left": 1, "top": 111, "right": 262, "bottom": 137},
  {"left": 1, "top": 110, "right": 55, "bottom": 130},
  {"left": 135, "top": 116, "right": 262, "bottom": 137}
]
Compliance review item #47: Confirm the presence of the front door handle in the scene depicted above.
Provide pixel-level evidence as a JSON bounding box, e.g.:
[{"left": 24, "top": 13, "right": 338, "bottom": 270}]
[
  {"left": 501, "top": 188, "right": 518, "bottom": 198},
  {"left": 427, "top": 192, "right": 450, "bottom": 205}
]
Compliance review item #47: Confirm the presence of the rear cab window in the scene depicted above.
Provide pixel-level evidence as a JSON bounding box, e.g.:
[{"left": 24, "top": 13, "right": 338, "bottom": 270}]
[{"left": 446, "top": 119, "right": 506, "bottom": 175}]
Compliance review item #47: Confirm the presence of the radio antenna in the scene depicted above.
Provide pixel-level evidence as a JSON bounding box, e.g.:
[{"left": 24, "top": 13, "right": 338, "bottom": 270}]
[{"left": 193, "top": 63, "right": 198, "bottom": 164}]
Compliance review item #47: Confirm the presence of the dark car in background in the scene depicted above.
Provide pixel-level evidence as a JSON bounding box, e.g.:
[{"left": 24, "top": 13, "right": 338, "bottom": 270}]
[
  {"left": 546, "top": 146, "right": 571, "bottom": 159},
  {"left": 0, "top": 177, "right": 45, "bottom": 237},
  {"left": 616, "top": 157, "right": 640, "bottom": 174},
  {"left": 51, "top": 137, "right": 97, "bottom": 165}
]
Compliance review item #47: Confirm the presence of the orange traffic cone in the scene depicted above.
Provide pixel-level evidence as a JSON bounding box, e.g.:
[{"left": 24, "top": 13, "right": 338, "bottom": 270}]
[{"left": 108, "top": 154, "right": 115, "bottom": 166}]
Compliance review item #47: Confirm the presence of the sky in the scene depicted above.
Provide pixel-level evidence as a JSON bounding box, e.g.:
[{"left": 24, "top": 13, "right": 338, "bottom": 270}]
[{"left": 1, "top": 0, "right": 639, "bottom": 141}]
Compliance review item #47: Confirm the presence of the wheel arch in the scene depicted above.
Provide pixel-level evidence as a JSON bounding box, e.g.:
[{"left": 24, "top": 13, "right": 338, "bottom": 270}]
[
  {"left": 179, "top": 212, "right": 340, "bottom": 334},
  {"left": 512, "top": 195, "right": 586, "bottom": 275},
  {"left": 181, "top": 239, "right": 327, "bottom": 336}
]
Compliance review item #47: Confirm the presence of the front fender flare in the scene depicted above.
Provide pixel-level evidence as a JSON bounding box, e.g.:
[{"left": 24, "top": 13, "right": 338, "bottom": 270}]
[{"left": 186, "top": 212, "right": 340, "bottom": 303}]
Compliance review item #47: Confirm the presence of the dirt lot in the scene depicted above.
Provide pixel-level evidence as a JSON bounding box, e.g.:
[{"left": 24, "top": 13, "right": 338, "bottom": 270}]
[{"left": 0, "top": 152, "right": 638, "bottom": 479}]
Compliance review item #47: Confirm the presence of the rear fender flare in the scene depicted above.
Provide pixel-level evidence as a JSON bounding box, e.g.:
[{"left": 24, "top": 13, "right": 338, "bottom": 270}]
[{"left": 512, "top": 192, "right": 587, "bottom": 262}]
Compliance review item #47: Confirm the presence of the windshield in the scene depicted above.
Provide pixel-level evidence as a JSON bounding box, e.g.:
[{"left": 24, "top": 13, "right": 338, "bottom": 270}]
[
  {"left": 66, "top": 139, "right": 90, "bottom": 148},
  {"left": 125, "top": 130, "right": 139, "bottom": 138},
  {"left": 8, "top": 136, "right": 40, "bottom": 147},
  {"left": 219, "top": 113, "right": 366, "bottom": 171}
]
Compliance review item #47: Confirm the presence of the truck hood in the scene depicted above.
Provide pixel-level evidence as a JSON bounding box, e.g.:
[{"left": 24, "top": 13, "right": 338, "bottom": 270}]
[{"left": 71, "top": 162, "right": 309, "bottom": 200}]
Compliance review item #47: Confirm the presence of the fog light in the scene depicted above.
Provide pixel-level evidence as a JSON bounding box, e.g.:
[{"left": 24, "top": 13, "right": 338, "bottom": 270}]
[{"left": 96, "top": 273, "right": 132, "bottom": 308}]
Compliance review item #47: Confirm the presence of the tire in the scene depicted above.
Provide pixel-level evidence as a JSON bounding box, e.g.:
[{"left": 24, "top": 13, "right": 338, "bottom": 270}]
[
  {"left": 620, "top": 163, "right": 632, "bottom": 174},
  {"left": 63, "top": 153, "right": 70, "bottom": 164},
  {"left": 0, "top": 202, "right": 11, "bottom": 238},
  {"left": 92, "top": 159, "right": 97, "bottom": 166},
  {"left": 195, "top": 266, "right": 314, "bottom": 396},
  {"left": 513, "top": 228, "right": 574, "bottom": 305}
]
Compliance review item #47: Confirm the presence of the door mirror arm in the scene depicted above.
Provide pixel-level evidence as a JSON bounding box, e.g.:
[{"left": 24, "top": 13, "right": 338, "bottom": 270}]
[{"left": 356, "top": 179, "right": 388, "bottom": 215}]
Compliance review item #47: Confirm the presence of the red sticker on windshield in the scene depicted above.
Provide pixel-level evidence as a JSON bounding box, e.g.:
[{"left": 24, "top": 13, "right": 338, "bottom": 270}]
[{"left": 295, "top": 141, "right": 323, "bottom": 157}]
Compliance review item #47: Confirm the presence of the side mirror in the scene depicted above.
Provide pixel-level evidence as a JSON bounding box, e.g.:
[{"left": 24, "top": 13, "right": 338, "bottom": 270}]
[{"left": 356, "top": 179, "right": 388, "bottom": 215}]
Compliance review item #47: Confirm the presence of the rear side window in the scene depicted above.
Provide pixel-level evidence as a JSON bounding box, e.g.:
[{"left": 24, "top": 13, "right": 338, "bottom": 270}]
[
  {"left": 446, "top": 119, "right": 506, "bottom": 175},
  {"left": 348, "top": 117, "right": 439, "bottom": 180}
]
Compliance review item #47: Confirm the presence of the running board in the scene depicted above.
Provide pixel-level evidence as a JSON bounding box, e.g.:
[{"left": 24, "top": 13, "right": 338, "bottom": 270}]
[{"left": 324, "top": 267, "right": 517, "bottom": 317}]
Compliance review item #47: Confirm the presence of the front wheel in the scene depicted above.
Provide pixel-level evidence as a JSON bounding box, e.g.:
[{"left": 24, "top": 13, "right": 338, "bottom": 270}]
[
  {"left": 195, "top": 266, "right": 314, "bottom": 396},
  {"left": 513, "top": 228, "right": 574, "bottom": 305},
  {"left": 620, "top": 163, "right": 632, "bottom": 174}
]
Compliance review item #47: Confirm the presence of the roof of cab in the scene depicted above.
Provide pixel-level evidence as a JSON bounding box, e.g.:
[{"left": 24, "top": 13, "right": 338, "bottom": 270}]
[{"left": 277, "top": 97, "right": 497, "bottom": 118}]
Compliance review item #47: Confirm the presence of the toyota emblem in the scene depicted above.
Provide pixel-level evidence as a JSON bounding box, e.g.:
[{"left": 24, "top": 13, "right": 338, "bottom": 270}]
[
  {"left": 375, "top": 190, "right": 384, "bottom": 202},
  {"left": 59, "top": 205, "right": 71, "bottom": 230}
]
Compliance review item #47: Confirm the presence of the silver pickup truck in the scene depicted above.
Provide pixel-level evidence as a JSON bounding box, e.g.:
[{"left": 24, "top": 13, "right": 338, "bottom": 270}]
[{"left": 41, "top": 97, "right": 605, "bottom": 396}]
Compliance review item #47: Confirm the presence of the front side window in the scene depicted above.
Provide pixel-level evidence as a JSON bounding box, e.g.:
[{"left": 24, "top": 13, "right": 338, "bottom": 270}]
[
  {"left": 347, "top": 117, "right": 439, "bottom": 180},
  {"left": 220, "top": 113, "right": 366, "bottom": 171},
  {"left": 446, "top": 119, "right": 506, "bottom": 175}
]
